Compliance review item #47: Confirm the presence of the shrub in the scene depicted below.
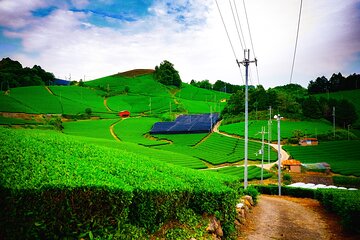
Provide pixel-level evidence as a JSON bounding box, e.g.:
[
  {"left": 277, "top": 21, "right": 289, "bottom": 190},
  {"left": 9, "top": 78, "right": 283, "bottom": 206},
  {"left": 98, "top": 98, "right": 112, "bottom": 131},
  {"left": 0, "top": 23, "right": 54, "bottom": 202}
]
[
  {"left": 315, "top": 189, "right": 360, "bottom": 233},
  {"left": 332, "top": 176, "right": 360, "bottom": 188}
]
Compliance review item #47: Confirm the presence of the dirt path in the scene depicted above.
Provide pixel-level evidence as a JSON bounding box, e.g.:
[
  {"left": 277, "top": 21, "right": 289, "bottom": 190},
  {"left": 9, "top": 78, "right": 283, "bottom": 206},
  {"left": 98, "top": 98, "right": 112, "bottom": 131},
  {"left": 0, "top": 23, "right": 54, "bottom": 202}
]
[
  {"left": 109, "top": 119, "right": 122, "bottom": 141},
  {"left": 44, "top": 86, "right": 55, "bottom": 95},
  {"left": 103, "top": 98, "right": 112, "bottom": 112},
  {"left": 238, "top": 195, "right": 359, "bottom": 240}
]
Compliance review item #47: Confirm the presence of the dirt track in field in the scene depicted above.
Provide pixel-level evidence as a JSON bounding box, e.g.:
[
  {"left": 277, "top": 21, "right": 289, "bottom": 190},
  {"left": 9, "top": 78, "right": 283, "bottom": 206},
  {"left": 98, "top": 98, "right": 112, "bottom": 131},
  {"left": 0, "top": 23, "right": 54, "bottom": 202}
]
[{"left": 238, "top": 195, "right": 360, "bottom": 240}]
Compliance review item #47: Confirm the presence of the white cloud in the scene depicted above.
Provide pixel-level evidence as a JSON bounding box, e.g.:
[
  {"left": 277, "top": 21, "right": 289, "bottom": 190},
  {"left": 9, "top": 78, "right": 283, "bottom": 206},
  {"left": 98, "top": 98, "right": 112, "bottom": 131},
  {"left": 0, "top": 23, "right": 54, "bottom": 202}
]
[{"left": 3, "top": 0, "right": 360, "bottom": 89}]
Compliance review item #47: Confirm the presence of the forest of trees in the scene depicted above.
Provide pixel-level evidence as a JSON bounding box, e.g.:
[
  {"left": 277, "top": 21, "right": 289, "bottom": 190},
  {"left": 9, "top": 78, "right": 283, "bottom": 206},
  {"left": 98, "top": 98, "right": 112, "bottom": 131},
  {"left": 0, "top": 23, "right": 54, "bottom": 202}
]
[
  {"left": 154, "top": 60, "right": 182, "bottom": 87},
  {"left": 308, "top": 72, "right": 360, "bottom": 94},
  {"left": 221, "top": 83, "right": 358, "bottom": 127},
  {"left": 0, "top": 57, "right": 55, "bottom": 90},
  {"left": 190, "top": 79, "right": 243, "bottom": 94}
]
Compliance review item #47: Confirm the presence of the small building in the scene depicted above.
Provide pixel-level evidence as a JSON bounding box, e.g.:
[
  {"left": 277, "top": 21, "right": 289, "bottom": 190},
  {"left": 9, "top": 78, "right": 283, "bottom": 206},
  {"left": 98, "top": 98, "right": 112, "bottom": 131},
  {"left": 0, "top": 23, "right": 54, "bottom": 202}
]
[
  {"left": 282, "top": 160, "right": 302, "bottom": 173},
  {"left": 119, "top": 110, "right": 130, "bottom": 118},
  {"left": 299, "top": 138, "right": 318, "bottom": 146}
]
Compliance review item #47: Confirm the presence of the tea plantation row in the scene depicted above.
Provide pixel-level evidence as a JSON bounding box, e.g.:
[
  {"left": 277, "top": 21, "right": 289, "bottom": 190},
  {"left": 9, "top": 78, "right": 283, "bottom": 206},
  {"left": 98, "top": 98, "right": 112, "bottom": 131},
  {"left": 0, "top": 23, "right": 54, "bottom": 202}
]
[{"left": 0, "top": 127, "right": 244, "bottom": 238}]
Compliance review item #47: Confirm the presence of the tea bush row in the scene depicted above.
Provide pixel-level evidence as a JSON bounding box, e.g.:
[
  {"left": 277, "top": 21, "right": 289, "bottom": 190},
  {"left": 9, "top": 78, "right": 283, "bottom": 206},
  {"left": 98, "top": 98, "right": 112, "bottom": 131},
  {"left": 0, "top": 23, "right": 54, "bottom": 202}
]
[{"left": 0, "top": 127, "right": 241, "bottom": 238}]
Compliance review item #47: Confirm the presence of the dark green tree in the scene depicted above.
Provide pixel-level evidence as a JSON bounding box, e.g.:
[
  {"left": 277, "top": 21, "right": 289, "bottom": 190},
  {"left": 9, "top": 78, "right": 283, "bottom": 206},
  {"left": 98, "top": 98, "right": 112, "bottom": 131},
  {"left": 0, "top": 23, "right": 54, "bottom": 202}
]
[
  {"left": 221, "top": 90, "right": 245, "bottom": 116},
  {"left": 154, "top": 60, "right": 182, "bottom": 87},
  {"left": 302, "top": 96, "right": 322, "bottom": 119}
]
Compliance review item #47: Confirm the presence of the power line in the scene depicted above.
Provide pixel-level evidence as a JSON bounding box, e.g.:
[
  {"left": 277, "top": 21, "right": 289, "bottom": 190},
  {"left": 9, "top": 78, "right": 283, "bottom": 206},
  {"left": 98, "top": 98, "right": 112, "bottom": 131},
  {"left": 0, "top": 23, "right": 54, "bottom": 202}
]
[
  {"left": 242, "top": 0, "right": 260, "bottom": 86},
  {"left": 289, "top": 0, "right": 303, "bottom": 84},
  {"left": 232, "top": 0, "right": 247, "bottom": 50},
  {"left": 215, "top": 0, "right": 244, "bottom": 84},
  {"left": 215, "top": 0, "right": 238, "bottom": 61}
]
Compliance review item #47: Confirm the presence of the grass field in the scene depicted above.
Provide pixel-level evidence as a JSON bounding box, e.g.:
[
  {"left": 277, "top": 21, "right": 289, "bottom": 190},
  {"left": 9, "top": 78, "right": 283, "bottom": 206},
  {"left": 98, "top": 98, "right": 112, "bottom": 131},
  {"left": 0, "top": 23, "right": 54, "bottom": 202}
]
[
  {"left": 283, "top": 140, "right": 360, "bottom": 176},
  {"left": 6, "top": 86, "right": 62, "bottom": 113},
  {"left": 0, "top": 127, "right": 238, "bottom": 237},
  {"left": 63, "top": 119, "right": 118, "bottom": 140},
  {"left": 107, "top": 94, "right": 173, "bottom": 114},
  {"left": 112, "top": 117, "right": 164, "bottom": 145},
  {"left": 86, "top": 73, "right": 170, "bottom": 97},
  {"left": 178, "top": 98, "right": 226, "bottom": 114},
  {"left": 153, "top": 133, "right": 278, "bottom": 165},
  {"left": 1, "top": 86, "right": 108, "bottom": 115},
  {"left": 153, "top": 133, "right": 208, "bottom": 146},
  {"left": 0, "top": 93, "right": 35, "bottom": 113},
  {"left": 176, "top": 83, "right": 229, "bottom": 102},
  {"left": 207, "top": 165, "right": 273, "bottom": 180},
  {"left": 50, "top": 86, "right": 107, "bottom": 113},
  {"left": 220, "top": 119, "right": 334, "bottom": 140}
]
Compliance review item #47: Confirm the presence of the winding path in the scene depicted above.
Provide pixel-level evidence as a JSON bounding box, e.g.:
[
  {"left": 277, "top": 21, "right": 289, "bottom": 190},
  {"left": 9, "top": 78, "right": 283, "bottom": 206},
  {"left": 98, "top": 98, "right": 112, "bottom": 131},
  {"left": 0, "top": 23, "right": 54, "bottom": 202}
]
[
  {"left": 109, "top": 119, "right": 122, "bottom": 142},
  {"left": 213, "top": 120, "right": 289, "bottom": 170}
]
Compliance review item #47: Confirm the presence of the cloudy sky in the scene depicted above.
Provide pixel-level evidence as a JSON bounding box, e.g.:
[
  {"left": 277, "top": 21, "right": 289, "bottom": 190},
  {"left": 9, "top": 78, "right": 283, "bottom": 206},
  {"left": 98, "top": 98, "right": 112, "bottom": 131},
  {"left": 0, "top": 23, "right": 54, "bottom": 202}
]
[{"left": 0, "top": 0, "right": 359, "bottom": 89}]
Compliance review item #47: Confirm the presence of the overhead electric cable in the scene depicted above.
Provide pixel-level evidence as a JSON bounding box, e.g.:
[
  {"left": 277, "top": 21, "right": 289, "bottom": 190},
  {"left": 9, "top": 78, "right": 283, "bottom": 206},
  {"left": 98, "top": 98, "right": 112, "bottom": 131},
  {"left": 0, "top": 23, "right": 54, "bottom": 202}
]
[
  {"left": 215, "top": 0, "right": 244, "bottom": 84},
  {"left": 229, "top": 0, "right": 245, "bottom": 50},
  {"left": 215, "top": 0, "right": 238, "bottom": 62},
  {"left": 289, "top": 0, "right": 303, "bottom": 84},
  {"left": 242, "top": 0, "right": 260, "bottom": 86},
  {"left": 233, "top": 0, "right": 247, "bottom": 50}
]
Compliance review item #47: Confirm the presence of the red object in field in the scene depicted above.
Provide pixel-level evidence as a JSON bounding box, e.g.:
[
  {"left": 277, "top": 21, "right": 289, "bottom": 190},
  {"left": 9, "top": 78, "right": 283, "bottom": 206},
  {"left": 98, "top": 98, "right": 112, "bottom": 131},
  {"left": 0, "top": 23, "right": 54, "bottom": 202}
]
[{"left": 119, "top": 110, "right": 130, "bottom": 118}]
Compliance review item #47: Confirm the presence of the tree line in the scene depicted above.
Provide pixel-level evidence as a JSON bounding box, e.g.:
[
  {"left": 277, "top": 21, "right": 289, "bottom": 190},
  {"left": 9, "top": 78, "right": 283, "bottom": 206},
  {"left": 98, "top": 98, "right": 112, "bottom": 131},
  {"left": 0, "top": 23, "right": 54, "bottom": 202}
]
[
  {"left": 308, "top": 72, "right": 360, "bottom": 94},
  {"left": 190, "top": 79, "right": 243, "bottom": 93},
  {"left": 221, "top": 83, "right": 358, "bottom": 127},
  {"left": 0, "top": 57, "right": 55, "bottom": 90}
]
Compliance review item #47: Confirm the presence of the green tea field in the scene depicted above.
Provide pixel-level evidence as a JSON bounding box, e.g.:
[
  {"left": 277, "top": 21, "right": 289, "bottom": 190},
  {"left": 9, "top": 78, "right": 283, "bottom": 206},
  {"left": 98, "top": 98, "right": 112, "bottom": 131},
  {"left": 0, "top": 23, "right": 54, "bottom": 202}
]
[
  {"left": 283, "top": 140, "right": 360, "bottom": 176},
  {"left": 220, "top": 119, "right": 334, "bottom": 140}
]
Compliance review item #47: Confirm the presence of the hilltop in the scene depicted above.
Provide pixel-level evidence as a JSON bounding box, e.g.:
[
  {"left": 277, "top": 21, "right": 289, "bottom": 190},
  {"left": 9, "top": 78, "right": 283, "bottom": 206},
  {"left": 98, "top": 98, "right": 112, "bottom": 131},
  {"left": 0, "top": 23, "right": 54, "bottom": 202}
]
[{"left": 114, "top": 69, "right": 155, "bottom": 78}]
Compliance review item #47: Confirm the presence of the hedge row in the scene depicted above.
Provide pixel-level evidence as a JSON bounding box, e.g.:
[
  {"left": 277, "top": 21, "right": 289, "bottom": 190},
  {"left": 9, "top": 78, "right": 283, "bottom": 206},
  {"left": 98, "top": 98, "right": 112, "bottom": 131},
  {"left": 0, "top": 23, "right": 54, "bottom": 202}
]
[
  {"left": 332, "top": 175, "right": 360, "bottom": 188},
  {"left": 253, "top": 184, "right": 360, "bottom": 233},
  {"left": 315, "top": 189, "right": 360, "bottom": 233},
  {"left": 0, "top": 127, "right": 241, "bottom": 238}
]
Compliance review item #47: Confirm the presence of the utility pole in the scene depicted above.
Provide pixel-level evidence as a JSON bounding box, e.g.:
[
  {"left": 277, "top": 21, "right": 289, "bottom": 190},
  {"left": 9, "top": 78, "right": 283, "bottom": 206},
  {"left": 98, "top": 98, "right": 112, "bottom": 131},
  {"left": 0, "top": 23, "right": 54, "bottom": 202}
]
[
  {"left": 169, "top": 101, "right": 172, "bottom": 116},
  {"left": 348, "top": 124, "right": 351, "bottom": 141},
  {"left": 210, "top": 106, "right": 213, "bottom": 132},
  {"left": 259, "top": 126, "right": 267, "bottom": 184},
  {"left": 333, "top": 106, "right": 336, "bottom": 139},
  {"left": 149, "top": 97, "right": 152, "bottom": 115},
  {"left": 274, "top": 114, "right": 283, "bottom": 196},
  {"left": 237, "top": 49, "right": 257, "bottom": 189},
  {"left": 268, "top": 106, "right": 272, "bottom": 164}
]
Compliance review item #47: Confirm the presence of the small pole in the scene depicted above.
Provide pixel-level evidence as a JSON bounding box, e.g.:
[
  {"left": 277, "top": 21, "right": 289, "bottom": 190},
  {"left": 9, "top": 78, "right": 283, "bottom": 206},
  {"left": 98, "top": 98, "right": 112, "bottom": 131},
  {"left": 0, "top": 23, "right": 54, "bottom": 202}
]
[
  {"left": 260, "top": 126, "right": 267, "bottom": 184},
  {"left": 274, "top": 114, "right": 282, "bottom": 196},
  {"left": 348, "top": 124, "right": 351, "bottom": 141},
  {"left": 268, "top": 106, "right": 272, "bottom": 164},
  {"left": 169, "top": 101, "right": 172, "bottom": 116},
  {"left": 333, "top": 106, "right": 336, "bottom": 139},
  {"left": 149, "top": 97, "right": 152, "bottom": 114}
]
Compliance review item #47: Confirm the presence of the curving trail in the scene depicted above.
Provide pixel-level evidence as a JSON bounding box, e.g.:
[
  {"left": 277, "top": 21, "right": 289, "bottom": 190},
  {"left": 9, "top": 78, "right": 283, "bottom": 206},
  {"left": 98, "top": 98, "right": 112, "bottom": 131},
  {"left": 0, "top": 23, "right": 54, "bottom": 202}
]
[
  {"left": 213, "top": 120, "right": 289, "bottom": 170},
  {"left": 238, "top": 195, "right": 359, "bottom": 240},
  {"left": 103, "top": 98, "right": 113, "bottom": 112},
  {"left": 109, "top": 119, "right": 122, "bottom": 142}
]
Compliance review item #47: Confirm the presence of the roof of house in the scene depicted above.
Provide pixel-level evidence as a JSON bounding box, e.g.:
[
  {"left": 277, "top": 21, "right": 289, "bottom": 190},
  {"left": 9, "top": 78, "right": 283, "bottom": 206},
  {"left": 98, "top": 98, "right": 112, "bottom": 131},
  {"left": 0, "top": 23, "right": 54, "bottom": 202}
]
[
  {"left": 282, "top": 160, "right": 301, "bottom": 166},
  {"left": 301, "top": 138, "right": 318, "bottom": 141}
]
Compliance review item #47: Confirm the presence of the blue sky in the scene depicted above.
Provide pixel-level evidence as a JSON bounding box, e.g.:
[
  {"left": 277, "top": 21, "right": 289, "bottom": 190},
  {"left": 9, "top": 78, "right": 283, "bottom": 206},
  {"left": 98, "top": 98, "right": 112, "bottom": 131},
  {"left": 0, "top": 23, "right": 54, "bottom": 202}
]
[{"left": 0, "top": 0, "right": 359, "bottom": 88}]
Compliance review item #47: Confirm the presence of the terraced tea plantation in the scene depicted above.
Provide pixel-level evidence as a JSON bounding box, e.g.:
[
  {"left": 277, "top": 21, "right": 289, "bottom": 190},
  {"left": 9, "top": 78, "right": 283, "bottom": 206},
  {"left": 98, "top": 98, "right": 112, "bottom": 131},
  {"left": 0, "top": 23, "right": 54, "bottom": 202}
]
[
  {"left": 207, "top": 165, "right": 273, "bottom": 180},
  {"left": 153, "top": 133, "right": 278, "bottom": 165},
  {"left": 283, "top": 140, "right": 360, "bottom": 176},
  {"left": 0, "top": 127, "right": 240, "bottom": 238},
  {"left": 220, "top": 119, "right": 333, "bottom": 140}
]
